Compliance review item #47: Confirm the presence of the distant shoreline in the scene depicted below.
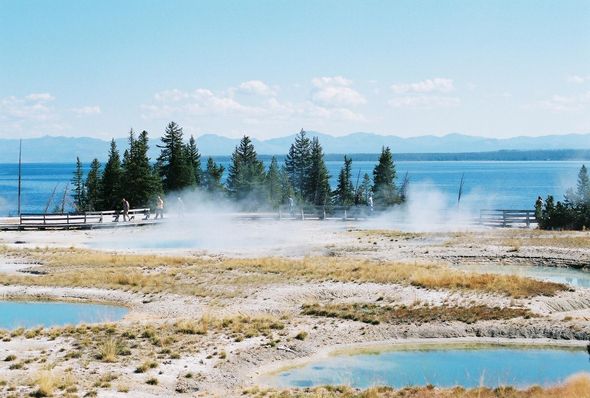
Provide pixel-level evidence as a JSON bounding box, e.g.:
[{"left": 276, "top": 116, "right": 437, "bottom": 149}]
[{"left": 1, "top": 149, "right": 589, "bottom": 164}]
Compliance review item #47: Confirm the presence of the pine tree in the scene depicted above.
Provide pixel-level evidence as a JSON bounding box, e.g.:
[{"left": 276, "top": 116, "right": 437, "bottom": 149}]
[
  {"left": 100, "top": 139, "right": 123, "bottom": 210},
  {"left": 186, "top": 135, "right": 202, "bottom": 187},
  {"left": 355, "top": 173, "right": 372, "bottom": 205},
  {"left": 122, "top": 130, "right": 161, "bottom": 208},
  {"left": 333, "top": 155, "right": 354, "bottom": 206},
  {"left": 306, "top": 137, "right": 331, "bottom": 206},
  {"left": 372, "top": 146, "right": 398, "bottom": 206},
  {"left": 279, "top": 166, "right": 294, "bottom": 204},
  {"left": 284, "top": 129, "right": 312, "bottom": 199},
  {"left": 226, "top": 136, "right": 265, "bottom": 201},
  {"left": 158, "top": 121, "right": 193, "bottom": 192},
  {"left": 71, "top": 157, "right": 86, "bottom": 212},
  {"left": 265, "top": 156, "right": 282, "bottom": 208},
  {"left": 85, "top": 158, "right": 102, "bottom": 211},
  {"left": 204, "top": 157, "right": 225, "bottom": 194},
  {"left": 576, "top": 165, "right": 590, "bottom": 204}
]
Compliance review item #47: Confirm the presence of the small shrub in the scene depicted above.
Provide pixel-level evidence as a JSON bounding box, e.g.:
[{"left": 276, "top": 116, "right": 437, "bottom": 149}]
[
  {"left": 135, "top": 360, "right": 158, "bottom": 373},
  {"left": 145, "top": 377, "right": 158, "bottom": 385}
]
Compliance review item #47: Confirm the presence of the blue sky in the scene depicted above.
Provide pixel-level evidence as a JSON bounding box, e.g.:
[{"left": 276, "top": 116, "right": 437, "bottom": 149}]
[{"left": 1, "top": 0, "right": 589, "bottom": 140}]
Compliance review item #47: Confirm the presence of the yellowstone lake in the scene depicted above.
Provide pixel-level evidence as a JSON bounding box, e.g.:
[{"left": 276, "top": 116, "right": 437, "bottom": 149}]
[{"left": 0, "top": 160, "right": 585, "bottom": 215}]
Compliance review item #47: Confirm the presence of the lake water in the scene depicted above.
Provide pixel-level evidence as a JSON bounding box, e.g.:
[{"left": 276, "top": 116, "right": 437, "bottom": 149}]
[
  {"left": 266, "top": 346, "right": 590, "bottom": 389},
  {"left": 0, "top": 300, "right": 128, "bottom": 329},
  {"left": 0, "top": 160, "right": 584, "bottom": 215}
]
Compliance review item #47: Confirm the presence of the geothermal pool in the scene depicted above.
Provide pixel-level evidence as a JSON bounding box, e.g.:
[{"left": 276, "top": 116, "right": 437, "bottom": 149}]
[
  {"left": 452, "top": 264, "right": 590, "bottom": 288},
  {"left": 264, "top": 346, "right": 590, "bottom": 389},
  {"left": 0, "top": 300, "right": 128, "bottom": 329}
]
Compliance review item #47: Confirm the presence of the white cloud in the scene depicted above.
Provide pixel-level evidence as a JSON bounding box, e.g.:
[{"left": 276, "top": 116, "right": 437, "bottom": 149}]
[
  {"left": 25, "top": 93, "right": 55, "bottom": 102},
  {"left": 391, "top": 78, "right": 454, "bottom": 94},
  {"left": 0, "top": 93, "right": 56, "bottom": 121},
  {"left": 72, "top": 105, "right": 101, "bottom": 116},
  {"left": 142, "top": 80, "right": 367, "bottom": 126},
  {"left": 388, "top": 95, "right": 460, "bottom": 109},
  {"left": 311, "top": 76, "right": 352, "bottom": 88},
  {"left": 236, "top": 80, "right": 277, "bottom": 97},
  {"left": 144, "top": 88, "right": 265, "bottom": 119},
  {"left": 154, "top": 89, "right": 189, "bottom": 102},
  {"left": 533, "top": 92, "right": 590, "bottom": 112},
  {"left": 567, "top": 75, "right": 590, "bottom": 84},
  {"left": 310, "top": 76, "right": 366, "bottom": 107}
]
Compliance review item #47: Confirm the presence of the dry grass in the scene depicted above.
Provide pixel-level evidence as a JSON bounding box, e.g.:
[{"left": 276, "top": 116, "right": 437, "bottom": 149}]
[
  {"left": 354, "top": 229, "right": 424, "bottom": 240},
  {"left": 501, "top": 235, "right": 590, "bottom": 250},
  {"left": 301, "top": 303, "right": 533, "bottom": 325},
  {"left": 97, "top": 337, "right": 124, "bottom": 362},
  {"left": 222, "top": 257, "right": 565, "bottom": 298},
  {"left": 245, "top": 372, "right": 590, "bottom": 397},
  {"left": 134, "top": 360, "right": 158, "bottom": 373},
  {"left": 0, "top": 247, "right": 566, "bottom": 298},
  {"left": 32, "top": 370, "right": 56, "bottom": 397},
  {"left": 444, "top": 229, "right": 590, "bottom": 249}
]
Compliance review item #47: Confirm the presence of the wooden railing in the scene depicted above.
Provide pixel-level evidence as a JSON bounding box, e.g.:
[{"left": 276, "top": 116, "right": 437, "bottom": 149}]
[
  {"left": 18, "top": 208, "right": 151, "bottom": 229},
  {"left": 479, "top": 209, "right": 537, "bottom": 228}
]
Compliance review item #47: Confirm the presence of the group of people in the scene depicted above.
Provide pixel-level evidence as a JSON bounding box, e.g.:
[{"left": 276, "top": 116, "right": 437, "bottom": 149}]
[
  {"left": 286, "top": 193, "right": 374, "bottom": 215},
  {"left": 117, "top": 193, "right": 374, "bottom": 222},
  {"left": 117, "top": 195, "right": 184, "bottom": 222}
]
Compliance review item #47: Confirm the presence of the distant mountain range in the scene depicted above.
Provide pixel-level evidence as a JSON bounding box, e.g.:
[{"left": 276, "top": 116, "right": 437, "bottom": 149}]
[{"left": 0, "top": 132, "right": 589, "bottom": 163}]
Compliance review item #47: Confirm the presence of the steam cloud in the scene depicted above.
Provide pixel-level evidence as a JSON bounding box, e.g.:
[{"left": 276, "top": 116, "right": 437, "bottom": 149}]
[{"left": 89, "top": 183, "right": 496, "bottom": 253}]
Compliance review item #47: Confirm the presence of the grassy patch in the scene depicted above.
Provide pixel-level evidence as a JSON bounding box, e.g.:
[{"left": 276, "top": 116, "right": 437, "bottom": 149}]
[
  {"left": 301, "top": 303, "right": 533, "bottom": 325},
  {"left": 354, "top": 229, "right": 424, "bottom": 240},
  {"left": 0, "top": 247, "right": 566, "bottom": 298}
]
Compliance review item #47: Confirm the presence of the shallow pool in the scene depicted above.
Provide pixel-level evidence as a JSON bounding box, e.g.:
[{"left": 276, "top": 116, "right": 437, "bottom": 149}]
[
  {"left": 0, "top": 300, "right": 128, "bottom": 329},
  {"left": 453, "top": 264, "right": 590, "bottom": 288},
  {"left": 265, "top": 346, "right": 590, "bottom": 389}
]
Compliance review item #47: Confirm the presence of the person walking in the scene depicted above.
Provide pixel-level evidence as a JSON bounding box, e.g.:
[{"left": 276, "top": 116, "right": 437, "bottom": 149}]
[
  {"left": 155, "top": 196, "right": 164, "bottom": 219},
  {"left": 176, "top": 196, "right": 185, "bottom": 217},
  {"left": 367, "top": 193, "right": 374, "bottom": 214},
  {"left": 121, "top": 198, "right": 130, "bottom": 222},
  {"left": 288, "top": 196, "right": 294, "bottom": 216},
  {"left": 535, "top": 195, "right": 544, "bottom": 221}
]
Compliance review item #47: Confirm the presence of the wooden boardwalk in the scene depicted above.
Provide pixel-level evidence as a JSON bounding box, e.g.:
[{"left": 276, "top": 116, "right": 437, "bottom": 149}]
[
  {"left": 0, "top": 207, "right": 538, "bottom": 231},
  {"left": 0, "top": 208, "right": 159, "bottom": 231}
]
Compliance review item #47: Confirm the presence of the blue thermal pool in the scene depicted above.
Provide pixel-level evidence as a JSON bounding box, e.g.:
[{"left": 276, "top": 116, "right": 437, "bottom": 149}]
[
  {"left": 453, "top": 264, "right": 590, "bottom": 288},
  {"left": 264, "top": 346, "right": 590, "bottom": 389},
  {"left": 0, "top": 300, "right": 128, "bottom": 329}
]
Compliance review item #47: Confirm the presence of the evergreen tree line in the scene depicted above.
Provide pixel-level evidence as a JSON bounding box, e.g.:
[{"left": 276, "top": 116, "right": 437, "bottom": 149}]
[
  {"left": 535, "top": 165, "right": 590, "bottom": 230},
  {"left": 71, "top": 124, "right": 405, "bottom": 212}
]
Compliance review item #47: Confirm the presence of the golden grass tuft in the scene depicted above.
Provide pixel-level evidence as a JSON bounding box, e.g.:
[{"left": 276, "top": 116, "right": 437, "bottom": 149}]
[
  {"left": 98, "top": 337, "right": 122, "bottom": 362},
  {"left": 32, "top": 370, "right": 56, "bottom": 397}
]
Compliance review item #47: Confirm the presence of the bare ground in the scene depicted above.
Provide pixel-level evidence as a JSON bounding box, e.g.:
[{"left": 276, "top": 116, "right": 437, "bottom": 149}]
[{"left": 1, "top": 222, "right": 590, "bottom": 397}]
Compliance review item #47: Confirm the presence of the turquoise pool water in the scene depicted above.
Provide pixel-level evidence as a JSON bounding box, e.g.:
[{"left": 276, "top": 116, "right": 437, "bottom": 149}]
[
  {"left": 266, "top": 346, "right": 590, "bottom": 389},
  {"left": 453, "top": 264, "right": 590, "bottom": 288},
  {"left": 0, "top": 300, "right": 128, "bottom": 329}
]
